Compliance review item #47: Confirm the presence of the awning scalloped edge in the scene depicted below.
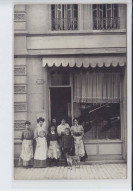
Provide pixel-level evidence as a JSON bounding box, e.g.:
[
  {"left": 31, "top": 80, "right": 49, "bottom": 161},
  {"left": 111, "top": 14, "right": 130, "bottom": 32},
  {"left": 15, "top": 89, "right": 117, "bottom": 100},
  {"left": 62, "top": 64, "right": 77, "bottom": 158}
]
[{"left": 42, "top": 56, "right": 126, "bottom": 68}]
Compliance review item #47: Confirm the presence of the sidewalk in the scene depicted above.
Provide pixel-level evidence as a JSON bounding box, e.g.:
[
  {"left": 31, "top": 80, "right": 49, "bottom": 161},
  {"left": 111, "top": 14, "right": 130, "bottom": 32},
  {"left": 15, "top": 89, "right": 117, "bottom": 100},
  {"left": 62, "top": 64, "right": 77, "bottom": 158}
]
[{"left": 14, "top": 163, "right": 127, "bottom": 180}]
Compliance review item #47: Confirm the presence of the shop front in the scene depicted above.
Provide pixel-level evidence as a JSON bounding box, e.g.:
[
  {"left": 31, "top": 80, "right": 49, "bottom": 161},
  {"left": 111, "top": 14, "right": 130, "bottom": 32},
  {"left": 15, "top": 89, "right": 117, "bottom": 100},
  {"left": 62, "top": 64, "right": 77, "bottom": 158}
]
[{"left": 42, "top": 55, "right": 127, "bottom": 162}]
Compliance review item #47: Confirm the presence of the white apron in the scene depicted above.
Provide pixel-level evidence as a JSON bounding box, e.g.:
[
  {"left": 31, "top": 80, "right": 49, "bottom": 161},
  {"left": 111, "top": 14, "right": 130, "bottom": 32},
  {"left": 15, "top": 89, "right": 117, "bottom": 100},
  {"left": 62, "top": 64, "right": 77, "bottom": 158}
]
[
  {"left": 34, "top": 137, "right": 47, "bottom": 160},
  {"left": 20, "top": 139, "right": 33, "bottom": 161},
  {"left": 47, "top": 141, "right": 60, "bottom": 159}
]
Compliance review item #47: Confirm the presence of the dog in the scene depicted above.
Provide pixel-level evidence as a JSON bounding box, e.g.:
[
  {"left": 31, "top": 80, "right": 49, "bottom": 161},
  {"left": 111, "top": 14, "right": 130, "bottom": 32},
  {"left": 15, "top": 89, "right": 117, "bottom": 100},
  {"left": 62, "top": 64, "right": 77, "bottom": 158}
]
[{"left": 66, "top": 154, "right": 80, "bottom": 170}]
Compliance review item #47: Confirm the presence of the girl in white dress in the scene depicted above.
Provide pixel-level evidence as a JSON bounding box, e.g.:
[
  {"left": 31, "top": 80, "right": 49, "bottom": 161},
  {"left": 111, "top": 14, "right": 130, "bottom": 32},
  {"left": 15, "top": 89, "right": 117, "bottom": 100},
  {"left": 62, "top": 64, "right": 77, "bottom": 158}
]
[{"left": 34, "top": 117, "right": 47, "bottom": 168}]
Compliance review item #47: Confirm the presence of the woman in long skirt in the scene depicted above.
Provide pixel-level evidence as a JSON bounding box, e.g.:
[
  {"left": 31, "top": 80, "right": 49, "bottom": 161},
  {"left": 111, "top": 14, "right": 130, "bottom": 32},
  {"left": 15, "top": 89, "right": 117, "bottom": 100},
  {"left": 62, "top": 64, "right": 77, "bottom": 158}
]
[
  {"left": 34, "top": 117, "right": 47, "bottom": 168},
  {"left": 70, "top": 118, "right": 85, "bottom": 159},
  {"left": 18, "top": 121, "right": 34, "bottom": 167},
  {"left": 47, "top": 125, "right": 60, "bottom": 166}
]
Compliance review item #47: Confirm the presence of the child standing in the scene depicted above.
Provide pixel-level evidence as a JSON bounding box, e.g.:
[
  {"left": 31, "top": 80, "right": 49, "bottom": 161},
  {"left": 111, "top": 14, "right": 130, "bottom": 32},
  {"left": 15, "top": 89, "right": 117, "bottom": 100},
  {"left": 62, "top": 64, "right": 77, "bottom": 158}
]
[
  {"left": 18, "top": 121, "right": 34, "bottom": 167},
  {"left": 62, "top": 128, "right": 74, "bottom": 167},
  {"left": 47, "top": 125, "right": 60, "bottom": 167}
]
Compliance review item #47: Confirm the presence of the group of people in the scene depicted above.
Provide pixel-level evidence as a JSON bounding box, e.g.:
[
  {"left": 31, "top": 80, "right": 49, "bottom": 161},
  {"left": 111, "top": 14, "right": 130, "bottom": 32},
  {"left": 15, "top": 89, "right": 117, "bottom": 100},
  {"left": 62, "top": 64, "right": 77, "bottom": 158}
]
[{"left": 18, "top": 117, "right": 86, "bottom": 168}]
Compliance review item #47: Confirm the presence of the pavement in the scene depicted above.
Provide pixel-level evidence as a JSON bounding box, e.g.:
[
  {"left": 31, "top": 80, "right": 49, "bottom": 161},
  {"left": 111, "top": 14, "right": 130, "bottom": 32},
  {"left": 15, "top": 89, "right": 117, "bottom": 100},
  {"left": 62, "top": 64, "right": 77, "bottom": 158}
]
[{"left": 14, "top": 163, "right": 127, "bottom": 180}]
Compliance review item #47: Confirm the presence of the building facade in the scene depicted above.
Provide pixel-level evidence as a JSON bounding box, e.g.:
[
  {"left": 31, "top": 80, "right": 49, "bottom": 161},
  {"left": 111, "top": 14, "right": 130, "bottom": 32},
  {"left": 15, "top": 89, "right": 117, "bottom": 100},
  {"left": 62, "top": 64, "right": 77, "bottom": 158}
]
[{"left": 14, "top": 4, "right": 127, "bottom": 165}]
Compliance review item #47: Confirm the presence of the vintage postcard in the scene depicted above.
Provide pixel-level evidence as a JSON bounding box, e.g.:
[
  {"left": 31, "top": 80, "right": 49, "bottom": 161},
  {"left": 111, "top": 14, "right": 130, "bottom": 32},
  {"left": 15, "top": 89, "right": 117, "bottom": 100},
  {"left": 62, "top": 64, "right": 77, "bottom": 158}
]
[{"left": 14, "top": 2, "right": 129, "bottom": 181}]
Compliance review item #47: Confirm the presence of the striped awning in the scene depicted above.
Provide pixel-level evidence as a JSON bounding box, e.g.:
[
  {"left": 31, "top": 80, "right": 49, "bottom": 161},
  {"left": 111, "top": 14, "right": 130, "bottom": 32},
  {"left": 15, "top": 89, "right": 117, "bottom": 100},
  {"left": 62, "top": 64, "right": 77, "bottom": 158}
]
[{"left": 42, "top": 56, "right": 126, "bottom": 68}]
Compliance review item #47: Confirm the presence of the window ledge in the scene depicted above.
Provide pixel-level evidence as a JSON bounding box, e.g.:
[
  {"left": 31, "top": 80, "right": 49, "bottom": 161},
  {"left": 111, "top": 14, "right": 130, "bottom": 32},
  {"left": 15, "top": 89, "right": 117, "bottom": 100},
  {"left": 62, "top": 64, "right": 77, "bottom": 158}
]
[
  {"left": 84, "top": 139, "right": 122, "bottom": 144},
  {"left": 50, "top": 29, "right": 126, "bottom": 33},
  {"left": 24, "top": 29, "right": 126, "bottom": 36},
  {"left": 92, "top": 29, "right": 126, "bottom": 33}
]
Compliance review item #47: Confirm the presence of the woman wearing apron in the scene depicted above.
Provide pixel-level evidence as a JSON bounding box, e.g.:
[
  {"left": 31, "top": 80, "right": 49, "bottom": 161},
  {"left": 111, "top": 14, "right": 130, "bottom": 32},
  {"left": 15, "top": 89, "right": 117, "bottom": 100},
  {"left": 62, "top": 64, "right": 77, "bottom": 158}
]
[
  {"left": 18, "top": 121, "right": 34, "bottom": 167},
  {"left": 34, "top": 117, "right": 47, "bottom": 168},
  {"left": 70, "top": 118, "right": 85, "bottom": 159}
]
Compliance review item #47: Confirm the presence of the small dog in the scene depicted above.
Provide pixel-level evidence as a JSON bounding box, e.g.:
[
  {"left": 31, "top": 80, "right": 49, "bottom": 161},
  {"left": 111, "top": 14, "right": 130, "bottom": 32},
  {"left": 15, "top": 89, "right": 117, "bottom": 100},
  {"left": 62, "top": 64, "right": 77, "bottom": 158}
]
[{"left": 66, "top": 154, "right": 80, "bottom": 170}]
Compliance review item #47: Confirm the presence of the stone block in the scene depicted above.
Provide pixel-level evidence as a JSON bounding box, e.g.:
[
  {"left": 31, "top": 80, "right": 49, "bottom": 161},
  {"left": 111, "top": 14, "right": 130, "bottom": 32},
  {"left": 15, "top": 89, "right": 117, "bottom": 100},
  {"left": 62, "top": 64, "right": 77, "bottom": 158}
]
[
  {"left": 14, "top": 22, "right": 26, "bottom": 31},
  {"left": 27, "top": 34, "right": 126, "bottom": 50},
  {"left": 14, "top": 112, "right": 27, "bottom": 120},
  {"left": 28, "top": 93, "right": 44, "bottom": 112},
  {"left": 14, "top": 5, "right": 26, "bottom": 12},
  {"left": 14, "top": 58, "right": 26, "bottom": 66},
  {"left": 27, "top": 58, "right": 42, "bottom": 76},
  {"left": 14, "top": 76, "right": 27, "bottom": 84},
  {"left": 27, "top": 75, "right": 43, "bottom": 94},
  {"left": 14, "top": 36, "right": 27, "bottom": 50},
  {"left": 26, "top": 4, "right": 49, "bottom": 33},
  {"left": 14, "top": 94, "right": 27, "bottom": 102}
]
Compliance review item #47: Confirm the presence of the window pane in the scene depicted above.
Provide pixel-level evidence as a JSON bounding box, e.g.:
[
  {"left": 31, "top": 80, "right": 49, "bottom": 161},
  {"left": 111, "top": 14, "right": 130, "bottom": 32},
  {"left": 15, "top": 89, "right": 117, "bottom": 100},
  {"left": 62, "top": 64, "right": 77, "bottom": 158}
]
[
  {"left": 50, "top": 70, "right": 70, "bottom": 86},
  {"left": 107, "top": 4, "right": 111, "bottom": 9},
  {"left": 113, "top": 4, "right": 118, "bottom": 17},
  {"left": 74, "top": 5, "right": 78, "bottom": 18},
  {"left": 93, "top": 4, "right": 97, "bottom": 10},
  {"left": 51, "top": 4, "right": 78, "bottom": 31},
  {"left": 74, "top": 103, "right": 121, "bottom": 140},
  {"left": 93, "top": 4, "right": 119, "bottom": 30}
]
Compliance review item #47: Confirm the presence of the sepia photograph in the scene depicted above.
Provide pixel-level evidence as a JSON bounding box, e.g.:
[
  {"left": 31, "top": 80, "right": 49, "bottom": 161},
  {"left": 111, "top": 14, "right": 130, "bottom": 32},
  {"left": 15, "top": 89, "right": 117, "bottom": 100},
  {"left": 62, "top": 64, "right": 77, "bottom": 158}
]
[{"left": 14, "top": 3, "right": 127, "bottom": 180}]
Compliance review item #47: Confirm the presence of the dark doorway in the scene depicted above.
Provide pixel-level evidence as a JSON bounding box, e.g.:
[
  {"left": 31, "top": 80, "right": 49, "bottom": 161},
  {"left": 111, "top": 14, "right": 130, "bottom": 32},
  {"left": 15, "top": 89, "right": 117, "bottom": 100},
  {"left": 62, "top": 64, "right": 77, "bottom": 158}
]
[{"left": 50, "top": 87, "right": 71, "bottom": 125}]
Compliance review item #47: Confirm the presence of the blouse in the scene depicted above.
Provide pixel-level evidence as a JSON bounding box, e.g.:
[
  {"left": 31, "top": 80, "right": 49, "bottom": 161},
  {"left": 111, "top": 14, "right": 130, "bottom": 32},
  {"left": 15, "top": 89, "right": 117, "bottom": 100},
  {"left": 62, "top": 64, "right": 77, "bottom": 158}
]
[
  {"left": 57, "top": 123, "right": 70, "bottom": 136},
  {"left": 70, "top": 125, "right": 84, "bottom": 137},
  {"left": 20, "top": 129, "right": 34, "bottom": 140},
  {"left": 47, "top": 133, "right": 59, "bottom": 147},
  {"left": 34, "top": 126, "right": 47, "bottom": 139}
]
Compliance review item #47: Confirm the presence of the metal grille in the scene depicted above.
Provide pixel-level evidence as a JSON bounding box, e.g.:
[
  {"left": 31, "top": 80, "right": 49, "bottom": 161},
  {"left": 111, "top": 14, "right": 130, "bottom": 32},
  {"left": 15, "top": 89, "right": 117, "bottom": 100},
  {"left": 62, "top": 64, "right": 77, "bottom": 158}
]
[
  {"left": 52, "top": 18, "right": 78, "bottom": 31},
  {"left": 14, "top": 85, "right": 27, "bottom": 93},
  {"left": 14, "top": 121, "right": 25, "bottom": 129},
  {"left": 14, "top": 103, "right": 27, "bottom": 112},
  {"left": 14, "top": 13, "right": 26, "bottom": 21},
  {"left": 14, "top": 67, "right": 26, "bottom": 75},
  {"left": 93, "top": 17, "right": 120, "bottom": 30},
  {"left": 51, "top": 4, "right": 78, "bottom": 31}
]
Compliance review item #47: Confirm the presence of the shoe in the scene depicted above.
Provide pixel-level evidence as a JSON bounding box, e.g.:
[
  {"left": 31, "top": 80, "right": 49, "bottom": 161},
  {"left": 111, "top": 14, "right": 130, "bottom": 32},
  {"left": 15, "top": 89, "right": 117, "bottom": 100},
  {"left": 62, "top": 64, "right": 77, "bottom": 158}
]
[{"left": 64, "top": 163, "right": 68, "bottom": 167}]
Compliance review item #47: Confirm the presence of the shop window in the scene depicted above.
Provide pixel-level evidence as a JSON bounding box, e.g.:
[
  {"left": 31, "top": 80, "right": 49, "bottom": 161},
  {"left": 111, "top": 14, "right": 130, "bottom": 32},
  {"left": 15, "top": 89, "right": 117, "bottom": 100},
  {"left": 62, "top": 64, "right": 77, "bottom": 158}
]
[
  {"left": 74, "top": 103, "right": 121, "bottom": 140},
  {"left": 51, "top": 4, "right": 78, "bottom": 31},
  {"left": 49, "top": 69, "right": 70, "bottom": 86},
  {"left": 74, "top": 71, "right": 120, "bottom": 103},
  {"left": 93, "top": 4, "right": 120, "bottom": 30},
  {"left": 73, "top": 71, "right": 121, "bottom": 140}
]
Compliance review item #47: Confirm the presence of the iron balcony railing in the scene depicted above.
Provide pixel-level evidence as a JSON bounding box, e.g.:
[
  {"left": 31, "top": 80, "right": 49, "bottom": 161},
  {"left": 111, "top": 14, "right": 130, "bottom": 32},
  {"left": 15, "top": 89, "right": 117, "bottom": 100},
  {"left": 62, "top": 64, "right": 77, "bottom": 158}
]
[
  {"left": 93, "top": 17, "right": 120, "bottom": 30},
  {"left": 51, "top": 18, "right": 78, "bottom": 31}
]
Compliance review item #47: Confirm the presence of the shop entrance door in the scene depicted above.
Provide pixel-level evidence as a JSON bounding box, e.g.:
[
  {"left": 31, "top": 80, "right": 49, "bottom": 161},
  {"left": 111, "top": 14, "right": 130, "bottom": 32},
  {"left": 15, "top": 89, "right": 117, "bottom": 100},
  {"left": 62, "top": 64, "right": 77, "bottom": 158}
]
[{"left": 50, "top": 87, "right": 71, "bottom": 125}]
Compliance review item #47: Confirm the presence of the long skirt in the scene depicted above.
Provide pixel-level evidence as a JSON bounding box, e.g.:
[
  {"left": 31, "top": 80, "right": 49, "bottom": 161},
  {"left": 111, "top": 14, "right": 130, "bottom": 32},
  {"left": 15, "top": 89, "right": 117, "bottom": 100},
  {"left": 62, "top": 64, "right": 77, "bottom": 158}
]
[
  {"left": 74, "top": 137, "right": 85, "bottom": 157},
  {"left": 47, "top": 141, "right": 60, "bottom": 159},
  {"left": 18, "top": 139, "right": 33, "bottom": 167},
  {"left": 34, "top": 137, "right": 47, "bottom": 168}
]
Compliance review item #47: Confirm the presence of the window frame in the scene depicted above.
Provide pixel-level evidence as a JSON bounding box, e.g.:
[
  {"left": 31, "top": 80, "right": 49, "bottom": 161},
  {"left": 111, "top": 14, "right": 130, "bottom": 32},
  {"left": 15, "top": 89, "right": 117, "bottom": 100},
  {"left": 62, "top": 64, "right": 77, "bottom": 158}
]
[
  {"left": 92, "top": 4, "right": 120, "bottom": 31},
  {"left": 50, "top": 4, "right": 79, "bottom": 32}
]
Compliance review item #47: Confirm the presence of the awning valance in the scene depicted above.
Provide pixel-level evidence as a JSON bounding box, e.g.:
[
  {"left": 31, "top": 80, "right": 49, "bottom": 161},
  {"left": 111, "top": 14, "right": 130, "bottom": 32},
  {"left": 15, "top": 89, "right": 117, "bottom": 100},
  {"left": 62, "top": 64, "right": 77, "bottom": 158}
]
[{"left": 42, "top": 56, "right": 126, "bottom": 68}]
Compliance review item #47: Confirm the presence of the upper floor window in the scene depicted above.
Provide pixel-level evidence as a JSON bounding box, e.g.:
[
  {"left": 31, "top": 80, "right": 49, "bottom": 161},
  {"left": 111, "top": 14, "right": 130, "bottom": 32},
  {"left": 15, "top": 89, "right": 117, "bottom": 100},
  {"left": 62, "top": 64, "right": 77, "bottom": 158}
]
[
  {"left": 93, "top": 4, "right": 120, "bottom": 30},
  {"left": 51, "top": 4, "right": 78, "bottom": 31}
]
